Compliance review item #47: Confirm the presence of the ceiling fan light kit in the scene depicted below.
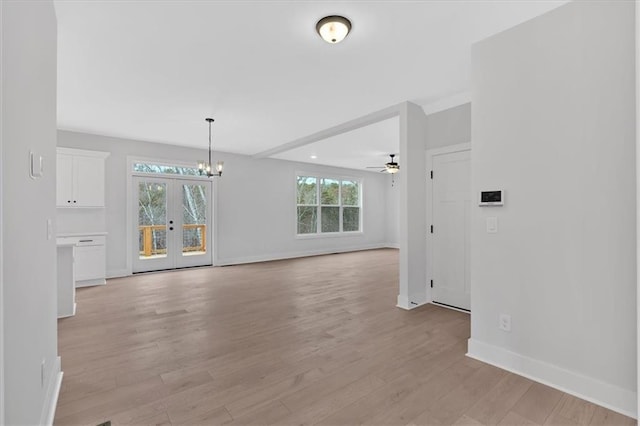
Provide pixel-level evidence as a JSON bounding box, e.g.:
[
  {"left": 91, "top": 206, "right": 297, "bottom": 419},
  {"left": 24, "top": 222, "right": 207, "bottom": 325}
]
[
  {"left": 385, "top": 154, "right": 400, "bottom": 174},
  {"left": 316, "top": 15, "right": 352, "bottom": 44},
  {"left": 366, "top": 154, "right": 400, "bottom": 174}
]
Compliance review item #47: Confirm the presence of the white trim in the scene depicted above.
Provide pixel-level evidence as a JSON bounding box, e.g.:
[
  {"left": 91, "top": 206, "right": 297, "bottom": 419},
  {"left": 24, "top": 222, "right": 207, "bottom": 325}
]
[
  {"left": 467, "top": 339, "right": 637, "bottom": 419},
  {"left": 396, "top": 295, "right": 429, "bottom": 311},
  {"left": 127, "top": 155, "right": 218, "bottom": 274},
  {"left": 75, "top": 278, "right": 106, "bottom": 288},
  {"left": 385, "top": 243, "right": 400, "bottom": 249},
  {"left": 396, "top": 295, "right": 411, "bottom": 310},
  {"left": 635, "top": 0, "right": 640, "bottom": 413},
  {"left": 425, "top": 142, "right": 471, "bottom": 307},
  {"left": 212, "top": 176, "right": 220, "bottom": 266},
  {"left": 106, "top": 268, "right": 129, "bottom": 279},
  {"left": 421, "top": 92, "right": 471, "bottom": 116},
  {"left": 295, "top": 173, "right": 363, "bottom": 237},
  {"left": 0, "top": 2, "right": 4, "bottom": 419},
  {"left": 126, "top": 157, "right": 133, "bottom": 275},
  {"left": 254, "top": 103, "right": 402, "bottom": 159},
  {"left": 216, "top": 244, "right": 388, "bottom": 267},
  {"left": 40, "top": 356, "right": 62, "bottom": 426},
  {"left": 295, "top": 231, "right": 363, "bottom": 240},
  {"left": 56, "top": 147, "right": 110, "bottom": 159}
]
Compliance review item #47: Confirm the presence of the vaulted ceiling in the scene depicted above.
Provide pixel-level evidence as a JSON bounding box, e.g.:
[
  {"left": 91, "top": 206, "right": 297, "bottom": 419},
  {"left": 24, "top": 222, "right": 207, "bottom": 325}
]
[{"left": 55, "top": 0, "right": 567, "bottom": 171}]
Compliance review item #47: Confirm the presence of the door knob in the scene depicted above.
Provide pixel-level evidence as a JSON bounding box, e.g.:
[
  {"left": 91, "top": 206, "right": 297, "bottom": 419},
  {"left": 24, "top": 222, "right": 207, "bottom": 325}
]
[{"left": 169, "top": 227, "right": 174, "bottom": 231}]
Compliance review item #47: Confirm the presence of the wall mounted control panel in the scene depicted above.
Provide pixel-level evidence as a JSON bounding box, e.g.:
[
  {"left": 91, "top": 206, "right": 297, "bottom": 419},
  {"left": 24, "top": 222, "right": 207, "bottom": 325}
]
[{"left": 479, "top": 190, "right": 504, "bottom": 206}]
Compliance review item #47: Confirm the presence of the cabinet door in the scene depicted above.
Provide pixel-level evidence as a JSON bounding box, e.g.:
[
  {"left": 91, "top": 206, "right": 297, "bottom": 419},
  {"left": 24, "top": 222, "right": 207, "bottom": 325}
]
[
  {"left": 75, "top": 156, "right": 105, "bottom": 207},
  {"left": 74, "top": 245, "right": 106, "bottom": 281},
  {"left": 56, "top": 153, "right": 75, "bottom": 206}
]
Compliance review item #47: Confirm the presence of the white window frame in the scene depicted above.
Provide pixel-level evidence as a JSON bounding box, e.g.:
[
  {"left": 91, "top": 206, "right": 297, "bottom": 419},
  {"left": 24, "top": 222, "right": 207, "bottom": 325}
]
[
  {"left": 295, "top": 173, "right": 363, "bottom": 238},
  {"left": 126, "top": 156, "right": 219, "bottom": 275}
]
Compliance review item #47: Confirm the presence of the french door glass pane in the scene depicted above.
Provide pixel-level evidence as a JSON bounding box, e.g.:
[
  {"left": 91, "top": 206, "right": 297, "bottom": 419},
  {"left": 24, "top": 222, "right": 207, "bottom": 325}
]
[
  {"left": 182, "top": 184, "right": 207, "bottom": 256},
  {"left": 343, "top": 207, "right": 360, "bottom": 232},
  {"left": 138, "top": 182, "right": 167, "bottom": 259},
  {"left": 297, "top": 206, "right": 317, "bottom": 234},
  {"left": 321, "top": 206, "right": 340, "bottom": 232}
]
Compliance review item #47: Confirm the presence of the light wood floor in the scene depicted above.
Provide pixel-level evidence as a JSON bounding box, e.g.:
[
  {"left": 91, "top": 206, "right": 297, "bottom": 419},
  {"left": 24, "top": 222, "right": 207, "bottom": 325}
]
[{"left": 55, "top": 249, "right": 634, "bottom": 426}]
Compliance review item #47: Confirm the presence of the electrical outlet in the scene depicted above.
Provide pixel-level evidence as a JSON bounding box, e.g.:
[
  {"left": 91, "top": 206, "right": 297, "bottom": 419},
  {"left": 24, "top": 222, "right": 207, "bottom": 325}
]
[{"left": 499, "top": 314, "right": 511, "bottom": 332}]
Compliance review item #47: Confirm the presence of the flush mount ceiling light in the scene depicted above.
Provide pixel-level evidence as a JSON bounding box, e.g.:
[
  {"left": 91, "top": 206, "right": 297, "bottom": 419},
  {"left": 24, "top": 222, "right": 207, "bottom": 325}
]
[
  {"left": 316, "top": 15, "right": 351, "bottom": 44},
  {"left": 198, "top": 118, "right": 224, "bottom": 177}
]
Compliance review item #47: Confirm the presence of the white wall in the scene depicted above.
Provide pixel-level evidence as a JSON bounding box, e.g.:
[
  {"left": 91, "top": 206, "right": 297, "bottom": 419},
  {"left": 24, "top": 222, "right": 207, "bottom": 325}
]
[
  {"left": 2, "top": 1, "right": 61, "bottom": 424},
  {"left": 385, "top": 173, "right": 400, "bottom": 248},
  {"left": 425, "top": 103, "right": 471, "bottom": 151},
  {"left": 57, "top": 130, "right": 392, "bottom": 275},
  {"left": 469, "top": 0, "right": 636, "bottom": 417}
]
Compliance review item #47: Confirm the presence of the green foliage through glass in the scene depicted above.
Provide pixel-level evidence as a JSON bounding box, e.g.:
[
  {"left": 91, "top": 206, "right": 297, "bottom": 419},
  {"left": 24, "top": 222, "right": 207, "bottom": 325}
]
[
  {"left": 321, "top": 179, "right": 340, "bottom": 205},
  {"left": 296, "top": 175, "right": 361, "bottom": 235}
]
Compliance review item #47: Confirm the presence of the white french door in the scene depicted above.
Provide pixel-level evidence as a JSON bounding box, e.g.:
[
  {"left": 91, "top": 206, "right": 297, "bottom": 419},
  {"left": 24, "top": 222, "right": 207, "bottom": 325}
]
[
  {"left": 430, "top": 149, "right": 471, "bottom": 311},
  {"left": 133, "top": 176, "right": 212, "bottom": 273}
]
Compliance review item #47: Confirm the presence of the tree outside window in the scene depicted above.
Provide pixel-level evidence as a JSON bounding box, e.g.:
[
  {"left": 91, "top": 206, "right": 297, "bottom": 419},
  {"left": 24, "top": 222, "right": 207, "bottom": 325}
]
[{"left": 296, "top": 175, "right": 361, "bottom": 235}]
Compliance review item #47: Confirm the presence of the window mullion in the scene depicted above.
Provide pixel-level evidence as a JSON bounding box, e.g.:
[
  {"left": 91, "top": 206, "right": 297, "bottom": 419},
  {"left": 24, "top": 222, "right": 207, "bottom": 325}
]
[
  {"left": 316, "top": 178, "right": 321, "bottom": 234},
  {"left": 339, "top": 181, "right": 343, "bottom": 232}
]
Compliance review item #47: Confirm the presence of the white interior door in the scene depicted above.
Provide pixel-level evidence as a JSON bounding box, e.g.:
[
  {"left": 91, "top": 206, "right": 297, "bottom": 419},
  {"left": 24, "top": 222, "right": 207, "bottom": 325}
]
[
  {"left": 133, "top": 177, "right": 212, "bottom": 273},
  {"left": 431, "top": 150, "right": 471, "bottom": 311}
]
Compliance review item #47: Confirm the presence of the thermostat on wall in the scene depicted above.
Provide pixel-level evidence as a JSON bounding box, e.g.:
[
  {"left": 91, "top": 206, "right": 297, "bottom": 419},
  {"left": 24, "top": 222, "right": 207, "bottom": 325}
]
[{"left": 479, "top": 190, "right": 504, "bottom": 206}]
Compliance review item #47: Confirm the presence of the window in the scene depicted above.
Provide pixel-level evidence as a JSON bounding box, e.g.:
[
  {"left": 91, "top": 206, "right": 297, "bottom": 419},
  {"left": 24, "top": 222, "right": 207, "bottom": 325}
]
[
  {"left": 133, "top": 162, "right": 202, "bottom": 176},
  {"left": 296, "top": 175, "right": 361, "bottom": 235}
]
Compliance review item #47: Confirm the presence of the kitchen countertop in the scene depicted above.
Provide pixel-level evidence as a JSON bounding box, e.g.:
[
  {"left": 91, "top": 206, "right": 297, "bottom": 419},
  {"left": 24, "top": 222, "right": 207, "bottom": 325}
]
[{"left": 57, "top": 232, "right": 108, "bottom": 238}]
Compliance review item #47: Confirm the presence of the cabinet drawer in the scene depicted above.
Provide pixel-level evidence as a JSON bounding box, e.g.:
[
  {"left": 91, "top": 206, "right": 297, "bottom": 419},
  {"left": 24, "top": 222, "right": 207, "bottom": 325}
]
[{"left": 76, "top": 236, "right": 106, "bottom": 246}]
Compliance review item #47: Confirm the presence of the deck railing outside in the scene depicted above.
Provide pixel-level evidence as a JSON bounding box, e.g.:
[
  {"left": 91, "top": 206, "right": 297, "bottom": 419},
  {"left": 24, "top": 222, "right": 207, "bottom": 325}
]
[{"left": 139, "top": 224, "right": 206, "bottom": 256}]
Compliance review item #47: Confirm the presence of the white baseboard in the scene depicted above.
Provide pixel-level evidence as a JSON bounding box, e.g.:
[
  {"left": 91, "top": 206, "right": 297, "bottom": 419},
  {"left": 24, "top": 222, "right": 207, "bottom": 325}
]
[
  {"left": 106, "top": 268, "right": 129, "bottom": 279},
  {"left": 216, "top": 244, "right": 390, "bottom": 266},
  {"left": 467, "top": 339, "right": 637, "bottom": 419},
  {"left": 385, "top": 243, "right": 400, "bottom": 249},
  {"left": 396, "top": 295, "right": 429, "bottom": 310},
  {"left": 40, "top": 356, "right": 62, "bottom": 426},
  {"left": 75, "top": 278, "right": 106, "bottom": 287}
]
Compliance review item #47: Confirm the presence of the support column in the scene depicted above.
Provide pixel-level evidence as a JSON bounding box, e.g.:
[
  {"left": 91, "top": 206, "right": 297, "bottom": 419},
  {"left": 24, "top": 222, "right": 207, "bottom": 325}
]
[{"left": 397, "top": 102, "right": 429, "bottom": 309}]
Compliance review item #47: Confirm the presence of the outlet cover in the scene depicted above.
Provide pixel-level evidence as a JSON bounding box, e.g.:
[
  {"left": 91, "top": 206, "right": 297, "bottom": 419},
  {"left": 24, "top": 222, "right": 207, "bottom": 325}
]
[{"left": 499, "top": 314, "right": 511, "bottom": 332}]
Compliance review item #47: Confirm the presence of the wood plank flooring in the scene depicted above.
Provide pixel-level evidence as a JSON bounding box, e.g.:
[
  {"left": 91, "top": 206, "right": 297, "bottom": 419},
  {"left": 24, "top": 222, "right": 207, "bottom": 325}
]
[{"left": 54, "top": 249, "right": 635, "bottom": 426}]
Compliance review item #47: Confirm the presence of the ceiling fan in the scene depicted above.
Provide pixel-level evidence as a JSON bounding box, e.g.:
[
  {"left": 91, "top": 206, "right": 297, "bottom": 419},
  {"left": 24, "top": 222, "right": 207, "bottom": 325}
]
[{"left": 366, "top": 154, "right": 400, "bottom": 174}]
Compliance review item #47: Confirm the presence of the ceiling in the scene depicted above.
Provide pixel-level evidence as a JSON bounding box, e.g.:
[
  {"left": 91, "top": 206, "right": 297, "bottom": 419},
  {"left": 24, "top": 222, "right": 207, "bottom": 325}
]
[{"left": 55, "top": 0, "right": 567, "bottom": 171}]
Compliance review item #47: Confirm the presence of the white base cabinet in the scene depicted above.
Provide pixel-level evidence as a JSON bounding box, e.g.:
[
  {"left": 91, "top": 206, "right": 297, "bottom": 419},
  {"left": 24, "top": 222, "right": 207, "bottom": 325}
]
[{"left": 57, "top": 234, "right": 107, "bottom": 287}]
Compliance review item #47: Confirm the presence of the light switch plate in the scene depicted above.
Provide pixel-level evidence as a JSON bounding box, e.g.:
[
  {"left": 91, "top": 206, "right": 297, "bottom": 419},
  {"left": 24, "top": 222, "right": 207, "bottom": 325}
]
[
  {"left": 30, "top": 151, "right": 44, "bottom": 179},
  {"left": 486, "top": 217, "right": 498, "bottom": 233}
]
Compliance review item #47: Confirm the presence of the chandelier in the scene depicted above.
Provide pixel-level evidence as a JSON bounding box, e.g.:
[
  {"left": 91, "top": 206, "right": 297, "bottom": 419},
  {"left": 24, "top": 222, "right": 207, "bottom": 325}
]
[{"left": 198, "top": 118, "right": 223, "bottom": 177}]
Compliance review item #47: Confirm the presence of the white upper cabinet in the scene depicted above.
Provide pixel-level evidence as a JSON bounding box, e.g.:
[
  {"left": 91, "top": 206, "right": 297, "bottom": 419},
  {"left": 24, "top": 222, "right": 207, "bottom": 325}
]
[{"left": 56, "top": 148, "right": 110, "bottom": 207}]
